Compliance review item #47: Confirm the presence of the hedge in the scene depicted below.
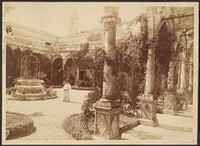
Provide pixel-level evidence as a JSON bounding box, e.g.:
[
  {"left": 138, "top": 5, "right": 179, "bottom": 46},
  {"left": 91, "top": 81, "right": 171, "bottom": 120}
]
[{"left": 6, "top": 111, "right": 36, "bottom": 140}]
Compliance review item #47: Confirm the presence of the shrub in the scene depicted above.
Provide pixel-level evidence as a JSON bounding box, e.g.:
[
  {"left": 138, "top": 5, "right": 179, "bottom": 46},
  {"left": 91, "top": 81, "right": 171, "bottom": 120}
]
[
  {"left": 62, "top": 114, "right": 93, "bottom": 140},
  {"left": 6, "top": 111, "right": 36, "bottom": 140}
]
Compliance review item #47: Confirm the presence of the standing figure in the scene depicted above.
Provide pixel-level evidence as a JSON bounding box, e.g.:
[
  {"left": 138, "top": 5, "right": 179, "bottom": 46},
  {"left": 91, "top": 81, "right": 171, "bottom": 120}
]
[{"left": 63, "top": 80, "right": 71, "bottom": 102}]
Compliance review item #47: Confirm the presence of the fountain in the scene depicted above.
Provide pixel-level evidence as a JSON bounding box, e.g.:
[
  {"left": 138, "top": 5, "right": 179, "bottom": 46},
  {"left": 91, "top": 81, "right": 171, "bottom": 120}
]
[{"left": 11, "top": 53, "right": 56, "bottom": 100}]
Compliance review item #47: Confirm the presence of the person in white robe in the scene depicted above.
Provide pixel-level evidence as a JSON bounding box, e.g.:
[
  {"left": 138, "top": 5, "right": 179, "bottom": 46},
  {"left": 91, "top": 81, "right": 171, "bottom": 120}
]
[{"left": 63, "top": 80, "right": 71, "bottom": 102}]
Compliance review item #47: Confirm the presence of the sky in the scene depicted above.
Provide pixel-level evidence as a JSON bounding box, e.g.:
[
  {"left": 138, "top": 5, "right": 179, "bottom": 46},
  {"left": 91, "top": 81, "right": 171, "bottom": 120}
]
[{"left": 4, "top": 2, "right": 147, "bottom": 36}]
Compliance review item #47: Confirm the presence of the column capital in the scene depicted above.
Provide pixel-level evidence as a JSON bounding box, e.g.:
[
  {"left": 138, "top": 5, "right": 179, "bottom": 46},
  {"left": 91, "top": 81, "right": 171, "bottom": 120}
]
[
  {"left": 148, "top": 37, "right": 158, "bottom": 49},
  {"left": 101, "top": 15, "right": 121, "bottom": 30},
  {"left": 101, "top": 7, "right": 121, "bottom": 30},
  {"left": 181, "top": 58, "right": 187, "bottom": 62},
  {"left": 189, "top": 62, "right": 193, "bottom": 66}
]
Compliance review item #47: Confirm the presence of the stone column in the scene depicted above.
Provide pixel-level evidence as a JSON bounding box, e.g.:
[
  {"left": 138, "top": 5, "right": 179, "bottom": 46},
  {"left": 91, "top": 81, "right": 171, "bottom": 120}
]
[
  {"left": 50, "top": 62, "right": 53, "bottom": 86},
  {"left": 144, "top": 41, "right": 156, "bottom": 95},
  {"left": 94, "top": 7, "right": 121, "bottom": 139},
  {"left": 179, "top": 30, "right": 188, "bottom": 91},
  {"left": 164, "top": 58, "right": 177, "bottom": 115},
  {"left": 76, "top": 68, "right": 79, "bottom": 80},
  {"left": 140, "top": 40, "right": 158, "bottom": 127},
  {"left": 140, "top": 7, "right": 159, "bottom": 127},
  {"left": 176, "top": 59, "right": 181, "bottom": 91},
  {"left": 180, "top": 49, "right": 187, "bottom": 91},
  {"left": 187, "top": 53, "right": 193, "bottom": 105},
  {"left": 188, "top": 47, "right": 193, "bottom": 92},
  {"left": 75, "top": 67, "right": 79, "bottom": 85},
  {"left": 189, "top": 62, "right": 193, "bottom": 91},
  {"left": 62, "top": 59, "right": 66, "bottom": 82},
  {"left": 167, "top": 61, "right": 175, "bottom": 91}
]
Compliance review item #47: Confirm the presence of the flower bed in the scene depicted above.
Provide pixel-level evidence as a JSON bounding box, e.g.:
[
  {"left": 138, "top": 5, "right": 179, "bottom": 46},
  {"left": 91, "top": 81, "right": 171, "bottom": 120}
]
[
  {"left": 62, "top": 114, "right": 93, "bottom": 140},
  {"left": 6, "top": 111, "right": 36, "bottom": 140}
]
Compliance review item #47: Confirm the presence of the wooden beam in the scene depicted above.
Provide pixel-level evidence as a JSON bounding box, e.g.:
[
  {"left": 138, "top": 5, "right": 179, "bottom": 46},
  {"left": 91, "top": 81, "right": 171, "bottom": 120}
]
[{"left": 163, "top": 14, "right": 194, "bottom": 21}]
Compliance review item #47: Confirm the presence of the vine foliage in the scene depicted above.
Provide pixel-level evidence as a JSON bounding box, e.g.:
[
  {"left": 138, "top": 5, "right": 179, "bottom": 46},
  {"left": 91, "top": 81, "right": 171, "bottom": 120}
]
[
  {"left": 80, "top": 14, "right": 149, "bottom": 131},
  {"left": 80, "top": 48, "right": 105, "bottom": 134}
]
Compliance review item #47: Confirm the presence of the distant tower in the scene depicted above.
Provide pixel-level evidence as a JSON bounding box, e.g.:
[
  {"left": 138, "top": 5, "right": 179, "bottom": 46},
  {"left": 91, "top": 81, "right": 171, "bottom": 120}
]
[{"left": 68, "top": 11, "right": 79, "bottom": 35}]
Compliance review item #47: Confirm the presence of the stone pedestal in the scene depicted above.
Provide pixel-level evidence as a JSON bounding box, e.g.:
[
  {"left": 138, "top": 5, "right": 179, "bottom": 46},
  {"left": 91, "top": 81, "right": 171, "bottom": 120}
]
[
  {"left": 94, "top": 99, "right": 121, "bottom": 139},
  {"left": 163, "top": 93, "right": 177, "bottom": 115},
  {"left": 139, "top": 95, "right": 158, "bottom": 127}
]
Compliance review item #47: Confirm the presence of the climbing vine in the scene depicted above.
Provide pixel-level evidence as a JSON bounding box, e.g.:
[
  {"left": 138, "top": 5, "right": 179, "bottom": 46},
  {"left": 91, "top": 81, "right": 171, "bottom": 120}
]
[
  {"left": 80, "top": 14, "right": 149, "bottom": 130},
  {"left": 117, "top": 13, "right": 148, "bottom": 98}
]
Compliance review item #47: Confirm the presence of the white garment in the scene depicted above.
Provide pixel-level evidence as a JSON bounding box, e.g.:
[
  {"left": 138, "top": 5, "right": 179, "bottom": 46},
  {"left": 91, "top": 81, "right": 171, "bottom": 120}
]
[
  {"left": 63, "top": 83, "right": 71, "bottom": 102},
  {"left": 63, "top": 83, "right": 71, "bottom": 91}
]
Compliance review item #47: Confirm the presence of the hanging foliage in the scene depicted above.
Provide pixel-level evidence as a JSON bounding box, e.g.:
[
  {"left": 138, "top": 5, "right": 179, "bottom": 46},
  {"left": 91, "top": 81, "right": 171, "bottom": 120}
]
[{"left": 116, "top": 13, "right": 148, "bottom": 98}]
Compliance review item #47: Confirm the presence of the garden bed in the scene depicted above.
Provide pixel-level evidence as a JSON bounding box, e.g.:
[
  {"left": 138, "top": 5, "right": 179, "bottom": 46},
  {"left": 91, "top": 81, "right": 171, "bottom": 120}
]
[
  {"left": 62, "top": 113, "right": 140, "bottom": 140},
  {"left": 62, "top": 114, "right": 93, "bottom": 140},
  {"left": 6, "top": 111, "right": 36, "bottom": 140}
]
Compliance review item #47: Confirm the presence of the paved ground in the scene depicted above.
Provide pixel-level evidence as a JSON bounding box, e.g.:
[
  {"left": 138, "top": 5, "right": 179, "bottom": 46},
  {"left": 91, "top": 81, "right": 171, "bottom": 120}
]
[
  {"left": 122, "top": 105, "right": 196, "bottom": 144},
  {"left": 4, "top": 89, "right": 197, "bottom": 144},
  {"left": 5, "top": 89, "right": 90, "bottom": 143}
]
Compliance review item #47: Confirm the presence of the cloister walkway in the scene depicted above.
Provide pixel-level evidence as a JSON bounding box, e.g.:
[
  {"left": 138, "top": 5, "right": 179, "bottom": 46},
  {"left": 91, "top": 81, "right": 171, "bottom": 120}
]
[{"left": 121, "top": 105, "right": 195, "bottom": 144}]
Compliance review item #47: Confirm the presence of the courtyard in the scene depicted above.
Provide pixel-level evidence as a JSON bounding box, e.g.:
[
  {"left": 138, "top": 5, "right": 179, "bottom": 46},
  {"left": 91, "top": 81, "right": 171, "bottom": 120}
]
[
  {"left": 5, "top": 88, "right": 195, "bottom": 144},
  {"left": 2, "top": 2, "right": 198, "bottom": 145}
]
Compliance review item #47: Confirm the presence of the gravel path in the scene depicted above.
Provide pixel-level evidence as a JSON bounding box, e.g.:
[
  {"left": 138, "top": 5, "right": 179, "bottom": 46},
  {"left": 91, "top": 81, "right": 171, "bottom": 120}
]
[{"left": 5, "top": 89, "right": 90, "bottom": 142}]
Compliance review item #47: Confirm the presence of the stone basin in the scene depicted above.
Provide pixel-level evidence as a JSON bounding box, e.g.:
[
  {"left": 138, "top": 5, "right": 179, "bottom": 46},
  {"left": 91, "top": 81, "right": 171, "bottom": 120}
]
[{"left": 12, "top": 78, "right": 46, "bottom": 100}]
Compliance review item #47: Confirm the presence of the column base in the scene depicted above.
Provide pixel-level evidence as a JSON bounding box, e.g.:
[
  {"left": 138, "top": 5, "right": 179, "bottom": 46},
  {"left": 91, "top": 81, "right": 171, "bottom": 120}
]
[
  {"left": 163, "top": 93, "right": 177, "bottom": 115},
  {"left": 163, "top": 109, "right": 177, "bottom": 116},
  {"left": 138, "top": 94, "right": 159, "bottom": 127},
  {"left": 96, "top": 98, "right": 120, "bottom": 108},
  {"left": 140, "top": 118, "right": 159, "bottom": 127},
  {"left": 94, "top": 99, "right": 121, "bottom": 140}
]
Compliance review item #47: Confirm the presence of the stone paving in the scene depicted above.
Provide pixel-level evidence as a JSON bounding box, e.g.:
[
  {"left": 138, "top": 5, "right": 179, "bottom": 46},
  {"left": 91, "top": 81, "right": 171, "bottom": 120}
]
[
  {"left": 4, "top": 88, "right": 196, "bottom": 144},
  {"left": 122, "top": 105, "right": 196, "bottom": 144}
]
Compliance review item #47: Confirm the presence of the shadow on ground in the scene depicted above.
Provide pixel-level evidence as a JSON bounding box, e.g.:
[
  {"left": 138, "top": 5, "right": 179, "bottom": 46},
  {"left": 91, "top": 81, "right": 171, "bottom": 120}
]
[{"left": 158, "top": 124, "right": 192, "bottom": 133}]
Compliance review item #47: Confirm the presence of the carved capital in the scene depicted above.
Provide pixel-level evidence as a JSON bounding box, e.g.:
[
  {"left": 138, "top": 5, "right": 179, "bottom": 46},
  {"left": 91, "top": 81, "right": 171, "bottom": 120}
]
[
  {"left": 148, "top": 37, "right": 158, "bottom": 49},
  {"left": 101, "top": 15, "right": 121, "bottom": 30},
  {"left": 181, "top": 58, "right": 187, "bottom": 63},
  {"left": 104, "top": 21, "right": 116, "bottom": 30}
]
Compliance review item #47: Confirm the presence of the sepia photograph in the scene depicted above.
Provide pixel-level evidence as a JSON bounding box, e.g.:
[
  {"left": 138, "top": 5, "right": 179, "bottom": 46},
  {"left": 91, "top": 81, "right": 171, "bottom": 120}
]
[{"left": 1, "top": 1, "right": 199, "bottom": 145}]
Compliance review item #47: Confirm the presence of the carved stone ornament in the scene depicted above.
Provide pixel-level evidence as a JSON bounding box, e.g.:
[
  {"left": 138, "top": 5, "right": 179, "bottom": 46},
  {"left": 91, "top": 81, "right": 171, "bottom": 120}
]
[
  {"left": 148, "top": 37, "right": 158, "bottom": 49},
  {"left": 101, "top": 15, "right": 121, "bottom": 30}
]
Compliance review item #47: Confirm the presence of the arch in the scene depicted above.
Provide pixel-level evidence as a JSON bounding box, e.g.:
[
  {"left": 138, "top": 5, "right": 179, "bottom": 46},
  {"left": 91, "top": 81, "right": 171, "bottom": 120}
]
[
  {"left": 155, "top": 20, "right": 171, "bottom": 38},
  {"left": 154, "top": 19, "right": 173, "bottom": 97},
  {"left": 39, "top": 54, "right": 51, "bottom": 86},
  {"left": 63, "top": 53, "right": 73, "bottom": 66},
  {"left": 52, "top": 54, "right": 63, "bottom": 64},
  {"left": 6, "top": 45, "right": 23, "bottom": 88},
  {"left": 65, "top": 57, "right": 75, "bottom": 67},
  {"left": 43, "top": 53, "right": 52, "bottom": 61},
  {"left": 52, "top": 57, "right": 63, "bottom": 86}
]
